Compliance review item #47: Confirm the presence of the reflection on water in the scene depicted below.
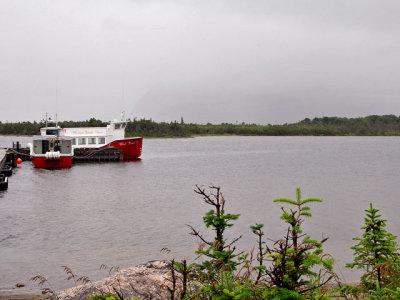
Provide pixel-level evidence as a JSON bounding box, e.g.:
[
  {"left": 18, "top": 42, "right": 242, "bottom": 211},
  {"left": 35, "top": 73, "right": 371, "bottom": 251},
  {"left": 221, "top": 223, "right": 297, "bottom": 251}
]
[{"left": 1, "top": 135, "right": 400, "bottom": 291}]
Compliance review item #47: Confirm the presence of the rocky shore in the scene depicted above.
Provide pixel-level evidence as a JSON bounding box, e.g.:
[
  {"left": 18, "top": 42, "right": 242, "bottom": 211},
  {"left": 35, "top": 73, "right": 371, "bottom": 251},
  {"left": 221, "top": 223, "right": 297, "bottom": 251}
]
[
  {"left": 58, "top": 260, "right": 174, "bottom": 300},
  {"left": 0, "top": 261, "right": 175, "bottom": 300}
]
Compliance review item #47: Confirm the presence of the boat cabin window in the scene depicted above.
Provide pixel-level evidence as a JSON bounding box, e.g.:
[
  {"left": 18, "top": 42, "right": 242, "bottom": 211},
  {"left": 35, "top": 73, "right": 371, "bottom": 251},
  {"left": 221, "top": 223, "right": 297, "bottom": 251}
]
[
  {"left": 72, "top": 139, "right": 76, "bottom": 145},
  {"left": 46, "top": 129, "right": 58, "bottom": 135},
  {"left": 88, "top": 138, "right": 96, "bottom": 145},
  {"left": 115, "top": 123, "right": 121, "bottom": 129},
  {"left": 98, "top": 137, "right": 105, "bottom": 144},
  {"left": 78, "top": 138, "right": 86, "bottom": 145}
]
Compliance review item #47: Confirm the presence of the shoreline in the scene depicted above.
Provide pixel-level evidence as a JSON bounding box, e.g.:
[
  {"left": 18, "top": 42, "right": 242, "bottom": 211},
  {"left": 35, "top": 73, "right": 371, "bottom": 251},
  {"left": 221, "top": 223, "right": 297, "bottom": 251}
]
[
  {"left": 0, "top": 288, "right": 42, "bottom": 300},
  {"left": 0, "top": 260, "right": 361, "bottom": 300},
  {"left": 0, "top": 295, "right": 42, "bottom": 300}
]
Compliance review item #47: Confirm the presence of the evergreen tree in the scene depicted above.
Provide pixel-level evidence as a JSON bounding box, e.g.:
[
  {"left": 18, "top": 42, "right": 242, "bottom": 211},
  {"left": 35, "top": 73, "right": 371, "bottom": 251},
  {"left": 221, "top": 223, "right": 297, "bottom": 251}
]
[
  {"left": 262, "top": 188, "right": 333, "bottom": 291},
  {"left": 188, "top": 185, "right": 241, "bottom": 279},
  {"left": 346, "top": 203, "right": 399, "bottom": 288}
]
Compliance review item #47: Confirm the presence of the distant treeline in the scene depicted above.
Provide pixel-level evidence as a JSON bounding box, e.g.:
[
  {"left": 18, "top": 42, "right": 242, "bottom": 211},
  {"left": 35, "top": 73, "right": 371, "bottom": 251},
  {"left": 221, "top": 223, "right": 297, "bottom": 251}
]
[{"left": 2, "top": 115, "right": 400, "bottom": 137}]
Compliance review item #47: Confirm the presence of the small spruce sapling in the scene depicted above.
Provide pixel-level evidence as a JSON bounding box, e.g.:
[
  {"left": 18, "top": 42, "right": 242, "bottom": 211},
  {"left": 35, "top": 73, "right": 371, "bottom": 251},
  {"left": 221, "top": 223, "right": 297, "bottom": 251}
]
[
  {"left": 250, "top": 223, "right": 266, "bottom": 284},
  {"left": 188, "top": 185, "right": 241, "bottom": 280},
  {"left": 262, "top": 188, "right": 333, "bottom": 292},
  {"left": 346, "top": 203, "right": 399, "bottom": 289}
]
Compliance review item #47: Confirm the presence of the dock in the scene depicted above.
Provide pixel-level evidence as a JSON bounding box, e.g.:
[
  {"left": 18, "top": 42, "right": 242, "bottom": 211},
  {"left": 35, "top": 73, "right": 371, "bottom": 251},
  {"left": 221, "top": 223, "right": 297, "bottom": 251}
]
[{"left": 0, "top": 142, "right": 124, "bottom": 191}]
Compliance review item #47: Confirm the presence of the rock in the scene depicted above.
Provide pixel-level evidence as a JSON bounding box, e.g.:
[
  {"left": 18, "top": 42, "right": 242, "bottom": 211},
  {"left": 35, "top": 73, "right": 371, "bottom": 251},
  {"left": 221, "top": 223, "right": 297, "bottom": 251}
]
[{"left": 58, "top": 261, "right": 175, "bottom": 300}]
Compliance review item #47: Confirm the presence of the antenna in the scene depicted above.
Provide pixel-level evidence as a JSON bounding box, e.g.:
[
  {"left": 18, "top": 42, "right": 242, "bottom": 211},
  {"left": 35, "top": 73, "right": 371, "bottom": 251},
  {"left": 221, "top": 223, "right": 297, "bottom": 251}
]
[
  {"left": 55, "top": 80, "right": 58, "bottom": 127},
  {"left": 121, "top": 77, "right": 126, "bottom": 121},
  {"left": 122, "top": 80, "right": 125, "bottom": 104}
]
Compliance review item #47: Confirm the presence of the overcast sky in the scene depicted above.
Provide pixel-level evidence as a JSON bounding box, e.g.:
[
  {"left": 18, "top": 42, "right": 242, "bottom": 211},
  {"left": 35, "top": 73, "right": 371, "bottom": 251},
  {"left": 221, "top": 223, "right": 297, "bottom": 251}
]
[{"left": 0, "top": 0, "right": 399, "bottom": 124}]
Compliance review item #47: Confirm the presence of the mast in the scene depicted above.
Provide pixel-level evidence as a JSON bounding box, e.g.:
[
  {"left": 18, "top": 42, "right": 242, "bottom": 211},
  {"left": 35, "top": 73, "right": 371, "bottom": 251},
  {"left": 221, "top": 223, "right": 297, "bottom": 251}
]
[{"left": 55, "top": 82, "right": 58, "bottom": 127}]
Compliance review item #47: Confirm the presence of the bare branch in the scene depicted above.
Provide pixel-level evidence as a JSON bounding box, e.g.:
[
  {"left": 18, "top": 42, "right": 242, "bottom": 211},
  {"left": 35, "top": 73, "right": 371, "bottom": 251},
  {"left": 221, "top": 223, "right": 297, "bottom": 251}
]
[
  {"left": 224, "top": 235, "right": 242, "bottom": 249},
  {"left": 186, "top": 224, "right": 212, "bottom": 246}
]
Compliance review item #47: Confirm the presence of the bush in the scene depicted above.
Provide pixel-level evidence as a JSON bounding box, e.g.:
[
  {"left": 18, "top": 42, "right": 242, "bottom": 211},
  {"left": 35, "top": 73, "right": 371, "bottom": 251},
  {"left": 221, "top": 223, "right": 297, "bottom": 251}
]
[
  {"left": 176, "top": 187, "right": 334, "bottom": 299},
  {"left": 346, "top": 203, "right": 399, "bottom": 289}
]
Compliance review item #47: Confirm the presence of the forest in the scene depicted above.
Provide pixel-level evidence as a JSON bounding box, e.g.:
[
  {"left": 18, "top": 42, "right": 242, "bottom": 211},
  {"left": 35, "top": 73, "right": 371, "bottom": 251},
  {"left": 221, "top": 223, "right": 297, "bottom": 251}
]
[{"left": 1, "top": 115, "right": 400, "bottom": 137}]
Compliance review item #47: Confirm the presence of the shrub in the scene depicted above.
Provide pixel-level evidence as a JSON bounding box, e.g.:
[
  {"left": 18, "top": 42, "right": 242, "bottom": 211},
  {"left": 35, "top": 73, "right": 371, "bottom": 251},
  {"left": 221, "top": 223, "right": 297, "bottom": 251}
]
[
  {"left": 346, "top": 203, "right": 399, "bottom": 289},
  {"left": 257, "top": 188, "right": 334, "bottom": 295},
  {"left": 183, "top": 186, "right": 334, "bottom": 299}
]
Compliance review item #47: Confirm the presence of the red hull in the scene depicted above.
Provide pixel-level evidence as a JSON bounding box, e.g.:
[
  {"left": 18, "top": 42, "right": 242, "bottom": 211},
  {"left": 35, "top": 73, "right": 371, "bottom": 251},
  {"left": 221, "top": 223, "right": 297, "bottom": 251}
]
[
  {"left": 32, "top": 156, "right": 73, "bottom": 168},
  {"left": 104, "top": 137, "right": 143, "bottom": 160}
]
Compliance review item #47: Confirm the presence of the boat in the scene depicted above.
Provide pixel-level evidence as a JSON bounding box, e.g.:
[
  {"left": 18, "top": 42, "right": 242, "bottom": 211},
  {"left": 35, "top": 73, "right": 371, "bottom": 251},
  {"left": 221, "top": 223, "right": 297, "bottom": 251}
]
[
  {"left": 0, "top": 163, "right": 13, "bottom": 177},
  {"left": 30, "top": 135, "right": 74, "bottom": 168},
  {"left": 0, "top": 174, "right": 8, "bottom": 190},
  {"left": 29, "top": 116, "right": 143, "bottom": 169}
]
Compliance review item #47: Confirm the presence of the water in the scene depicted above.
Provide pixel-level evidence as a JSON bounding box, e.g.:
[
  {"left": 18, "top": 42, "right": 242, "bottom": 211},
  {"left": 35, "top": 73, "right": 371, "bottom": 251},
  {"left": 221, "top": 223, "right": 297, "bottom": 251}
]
[{"left": 1, "top": 135, "right": 400, "bottom": 292}]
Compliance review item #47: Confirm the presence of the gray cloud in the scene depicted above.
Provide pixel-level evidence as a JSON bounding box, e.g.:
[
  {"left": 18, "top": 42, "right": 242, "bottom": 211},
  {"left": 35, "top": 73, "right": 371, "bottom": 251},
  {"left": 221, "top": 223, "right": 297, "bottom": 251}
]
[{"left": 0, "top": 0, "right": 399, "bottom": 123}]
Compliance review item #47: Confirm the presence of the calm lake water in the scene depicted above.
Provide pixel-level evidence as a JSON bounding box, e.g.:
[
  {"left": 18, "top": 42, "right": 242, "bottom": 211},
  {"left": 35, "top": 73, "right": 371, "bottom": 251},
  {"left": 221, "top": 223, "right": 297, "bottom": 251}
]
[{"left": 1, "top": 135, "right": 400, "bottom": 293}]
